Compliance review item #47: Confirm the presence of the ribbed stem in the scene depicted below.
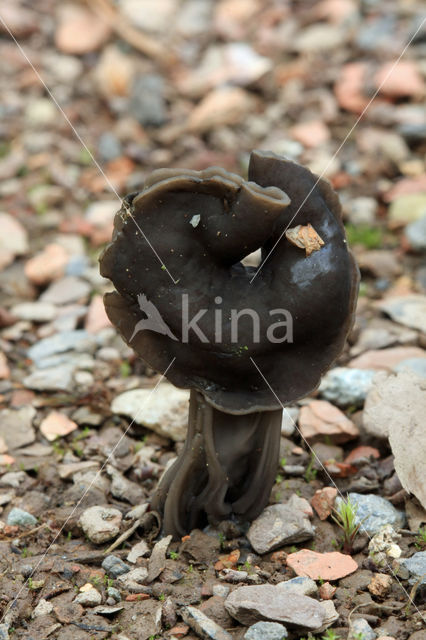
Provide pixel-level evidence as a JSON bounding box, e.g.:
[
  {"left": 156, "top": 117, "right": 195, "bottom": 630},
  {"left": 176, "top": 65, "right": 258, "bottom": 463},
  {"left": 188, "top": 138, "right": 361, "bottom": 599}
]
[{"left": 150, "top": 390, "right": 282, "bottom": 538}]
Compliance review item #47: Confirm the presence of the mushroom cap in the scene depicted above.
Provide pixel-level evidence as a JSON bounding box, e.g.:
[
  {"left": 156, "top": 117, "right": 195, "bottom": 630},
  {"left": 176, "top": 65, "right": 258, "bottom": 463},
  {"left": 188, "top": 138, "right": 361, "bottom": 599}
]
[{"left": 100, "top": 150, "right": 359, "bottom": 414}]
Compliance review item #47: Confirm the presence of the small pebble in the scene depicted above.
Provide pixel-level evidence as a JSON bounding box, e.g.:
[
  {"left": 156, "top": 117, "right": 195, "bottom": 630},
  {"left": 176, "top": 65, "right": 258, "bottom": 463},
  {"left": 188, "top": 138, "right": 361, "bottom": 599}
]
[
  {"left": 7, "top": 508, "right": 37, "bottom": 527},
  {"left": 102, "top": 555, "right": 131, "bottom": 578}
]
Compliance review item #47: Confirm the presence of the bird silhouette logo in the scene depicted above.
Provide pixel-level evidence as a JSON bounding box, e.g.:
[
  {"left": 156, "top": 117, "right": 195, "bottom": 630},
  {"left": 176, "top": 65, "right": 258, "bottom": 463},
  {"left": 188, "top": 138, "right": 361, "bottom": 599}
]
[{"left": 130, "top": 294, "right": 178, "bottom": 342}]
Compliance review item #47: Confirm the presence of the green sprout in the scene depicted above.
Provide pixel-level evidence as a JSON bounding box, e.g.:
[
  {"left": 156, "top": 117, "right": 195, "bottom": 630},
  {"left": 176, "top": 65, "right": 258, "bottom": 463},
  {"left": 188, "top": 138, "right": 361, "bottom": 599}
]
[
  {"left": 169, "top": 551, "right": 179, "bottom": 560},
  {"left": 120, "top": 361, "right": 131, "bottom": 377},
  {"left": 331, "top": 496, "right": 363, "bottom": 554},
  {"left": 321, "top": 631, "right": 341, "bottom": 640},
  {"left": 304, "top": 454, "right": 318, "bottom": 483},
  {"left": 415, "top": 527, "right": 426, "bottom": 550}
]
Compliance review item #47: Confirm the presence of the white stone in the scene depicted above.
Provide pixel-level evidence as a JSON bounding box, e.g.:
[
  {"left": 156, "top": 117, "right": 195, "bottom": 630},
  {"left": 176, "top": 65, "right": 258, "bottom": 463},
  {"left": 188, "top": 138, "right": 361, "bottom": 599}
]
[
  {"left": 32, "top": 598, "right": 53, "bottom": 618},
  {"left": 79, "top": 506, "right": 122, "bottom": 544},
  {"left": 111, "top": 382, "right": 189, "bottom": 441}
]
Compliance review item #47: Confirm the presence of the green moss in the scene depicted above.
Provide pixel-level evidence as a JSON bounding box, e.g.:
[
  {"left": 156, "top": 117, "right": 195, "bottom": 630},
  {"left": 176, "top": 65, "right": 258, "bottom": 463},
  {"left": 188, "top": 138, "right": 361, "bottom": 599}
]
[{"left": 345, "top": 224, "right": 383, "bottom": 249}]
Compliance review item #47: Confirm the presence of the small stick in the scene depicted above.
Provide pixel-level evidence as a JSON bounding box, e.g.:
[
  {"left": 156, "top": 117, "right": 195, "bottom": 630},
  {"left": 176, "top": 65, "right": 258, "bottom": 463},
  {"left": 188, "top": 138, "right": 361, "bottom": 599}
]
[
  {"left": 104, "top": 518, "right": 142, "bottom": 555},
  {"left": 84, "top": 0, "right": 173, "bottom": 65},
  {"left": 17, "top": 523, "right": 52, "bottom": 539}
]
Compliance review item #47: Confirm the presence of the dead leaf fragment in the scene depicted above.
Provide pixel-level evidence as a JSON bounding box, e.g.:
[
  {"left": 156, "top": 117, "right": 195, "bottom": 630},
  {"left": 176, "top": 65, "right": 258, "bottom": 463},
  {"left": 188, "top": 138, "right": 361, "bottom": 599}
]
[{"left": 285, "top": 223, "right": 325, "bottom": 256}]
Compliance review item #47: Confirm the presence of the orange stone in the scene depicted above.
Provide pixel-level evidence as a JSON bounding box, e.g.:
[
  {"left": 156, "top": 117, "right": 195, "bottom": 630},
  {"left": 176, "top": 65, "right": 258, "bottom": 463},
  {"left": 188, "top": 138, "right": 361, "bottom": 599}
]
[
  {"left": 344, "top": 446, "right": 380, "bottom": 465},
  {"left": 287, "top": 549, "right": 358, "bottom": 580},
  {"left": 125, "top": 593, "right": 150, "bottom": 601}
]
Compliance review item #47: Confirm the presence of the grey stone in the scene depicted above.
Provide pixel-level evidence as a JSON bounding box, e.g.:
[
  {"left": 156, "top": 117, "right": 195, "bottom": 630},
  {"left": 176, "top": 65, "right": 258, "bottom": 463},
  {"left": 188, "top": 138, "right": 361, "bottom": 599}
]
[
  {"left": 318, "top": 367, "right": 376, "bottom": 407},
  {"left": 212, "top": 584, "right": 230, "bottom": 598},
  {"left": 74, "top": 588, "right": 102, "bottom": 607},
  {"left": 107, "top": 586, "right": 122, "bottom": 601},
  {"left": 111, "top": 383, "right": 189, "bottom": 441},
  {"left": 181, "top": 605, "right": 232, "bottom": 640},
  {"left": 394, "top": 357, "right": 426, "bottom": 378},
  {"left": 102, "top": 555, "right": 131, "bottom": 578},
  {"left": 0, "top": 406, "right": 36, "bottom": 451},
  {"left": 345, "top": 197, "right": 378, "bottom": 226},
  {"left": 0, "top": 623, "right": 9, "bottom": 639},
  {"left": 98, "top": 132, "right": 122, "bottom": 162},
  {"left": 117, "top": 567, "right": 149, "bottom": 592},
  {"left": 364, "top": 371, "right": 426, "bottom": 509},
  {"left": 106, "top": 465, "right": 145, "bottom": 505},
  {"left": 147, "top": 534, "right": 172, "bottom": 583},
  {"left": 27, "top": 330, "right": 92, "bottom": 364},
  {"left": 225, "top": 585, "right": 325, "bottom": 631},
  {"left": 281, "top": 465, "right": 305, "bottom": 476},
  {"left": 175, "top": 0, "right": 213, "bottom": 37},
  {"left": 32, "top": 351, "right": 94, "bottom": 371},
  {"left": 0, "top": 471, "right": 27, "bottom": 488},
  {"left": 127, "top": 540, "right": 150, "bottom": 564},
  {"left": 247, "top": 501, "right": 313, "bottom": 554},
  {"left": 405, "top": 214, "right": 426, "bottom": 252},
  {"left": 378, "top": 294, "right": 426, "bottom": 333},
  {"left": 66, "top": 254, "right": 90, "bottom": 277},
  {"left": 7, "top": 507, "right": 37, "bottom": 527},
  {"left": 130, "top": 74, "right": 167, "bottom": 127},
  {"left": 348, "top": 617, "right": 377, "bottom": 639},
  {"left": 24, "top": 366, "right": 74, "bottom": 391},
  {"left": 317, "top": 600, "right": 339, "bottom": 633},
  {"left": 401, "top": 551, "right": 426, "bottom": 586},
  {"left": 11, "top": 302, "right": 57, "bottom": 322},
  {"left": 276, "top": 576, "right": 317, "bottom": 597},
  {"left": 79, "top": 506, "right": 122, "bottom": 544},
  {"left": 72, "top": 406, "right": 103, "bottom": 426},
  {"left": 40, "top": 276, "right": 90, "bottom": 305},
  {"left": 336, "top": 493, "right": 405, "bottom": 535},
  {"left": 244, "top": 621, "right": 288, "bottom": 640}
]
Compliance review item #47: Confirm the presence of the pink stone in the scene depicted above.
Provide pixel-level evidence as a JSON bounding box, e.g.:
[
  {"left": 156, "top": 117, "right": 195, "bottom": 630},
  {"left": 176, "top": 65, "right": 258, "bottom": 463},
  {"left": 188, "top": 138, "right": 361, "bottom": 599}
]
[
  {"left": 349, "top": 346, "right": 426, "bottom": 371},
  {"left": 318, "top": 581, "right": 336, "bottom": 599},
  {"left": 85, "top": 295, "right": 111, "bottom": 334},
  {"left": 0, "top": 352, "right": 10, "bottom": 380},
  {"left": 298, "top": 400, "right": 359, "bottom": 443},
  {"left": 344, "top": 446, "right": 380, "bottom": 465},
  {"left": 0, "top": 436, "right": 8, "bottom": 454},
  {"left": 0, "top": 213, "right": 28, "bottom": 271},
  {"left": 40, "top": 411, "right": 78, "bottom": 441},
  {"left": 24, "top": 243, "right": 69, "bottom": 285},
  {"left": 55, "top": 5, "right": 111, "bottom": 55},
  {"left": 287, "top": 549, "right": 358, "bottom": 580},
  {"left": 375, "top": 61, "right": 424, "bottom": 98},
  {"left": 334, "top": 63, "right": 369, "bottom": 114},
  {"left": 188, "top": 87, "right": 254, "bottom": 133},
  {"left": 290, "top": 120, "right": 330, "bottom": 148},
  {"left": 311, "top": 487, "right": 337, "bottom": 520},
  {"left": 383, "top": 175, "right": 426, "bottom": 203}
]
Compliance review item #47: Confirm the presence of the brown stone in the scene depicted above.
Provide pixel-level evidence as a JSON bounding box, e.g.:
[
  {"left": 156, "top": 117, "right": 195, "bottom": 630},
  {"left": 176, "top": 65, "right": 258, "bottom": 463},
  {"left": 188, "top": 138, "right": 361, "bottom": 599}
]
[
  {"left": 299, "top": 400, "right": 359, "bottom": 443},
  {"left": 318, "top": 581, "right": 336, "bottom": 600},
  {"left": 368, "top": 573, "right": 392, "bottom": 597},
  {"left": 311, "top": 487, "right": 338, "bottom": 520}
]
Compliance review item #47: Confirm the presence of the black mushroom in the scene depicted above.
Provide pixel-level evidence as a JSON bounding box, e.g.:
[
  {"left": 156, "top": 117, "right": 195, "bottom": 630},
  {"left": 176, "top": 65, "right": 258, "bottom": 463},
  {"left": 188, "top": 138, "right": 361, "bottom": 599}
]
[{"left": 100, "top": 150, "right": 359, "bottom": 538}]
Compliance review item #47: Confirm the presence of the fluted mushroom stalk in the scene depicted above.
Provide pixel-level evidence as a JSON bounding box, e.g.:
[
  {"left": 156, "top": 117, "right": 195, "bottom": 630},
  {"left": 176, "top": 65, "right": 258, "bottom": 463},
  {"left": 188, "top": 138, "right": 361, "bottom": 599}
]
[{"left": 100, "top": 150, "right": 359, "bottom": 538}]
